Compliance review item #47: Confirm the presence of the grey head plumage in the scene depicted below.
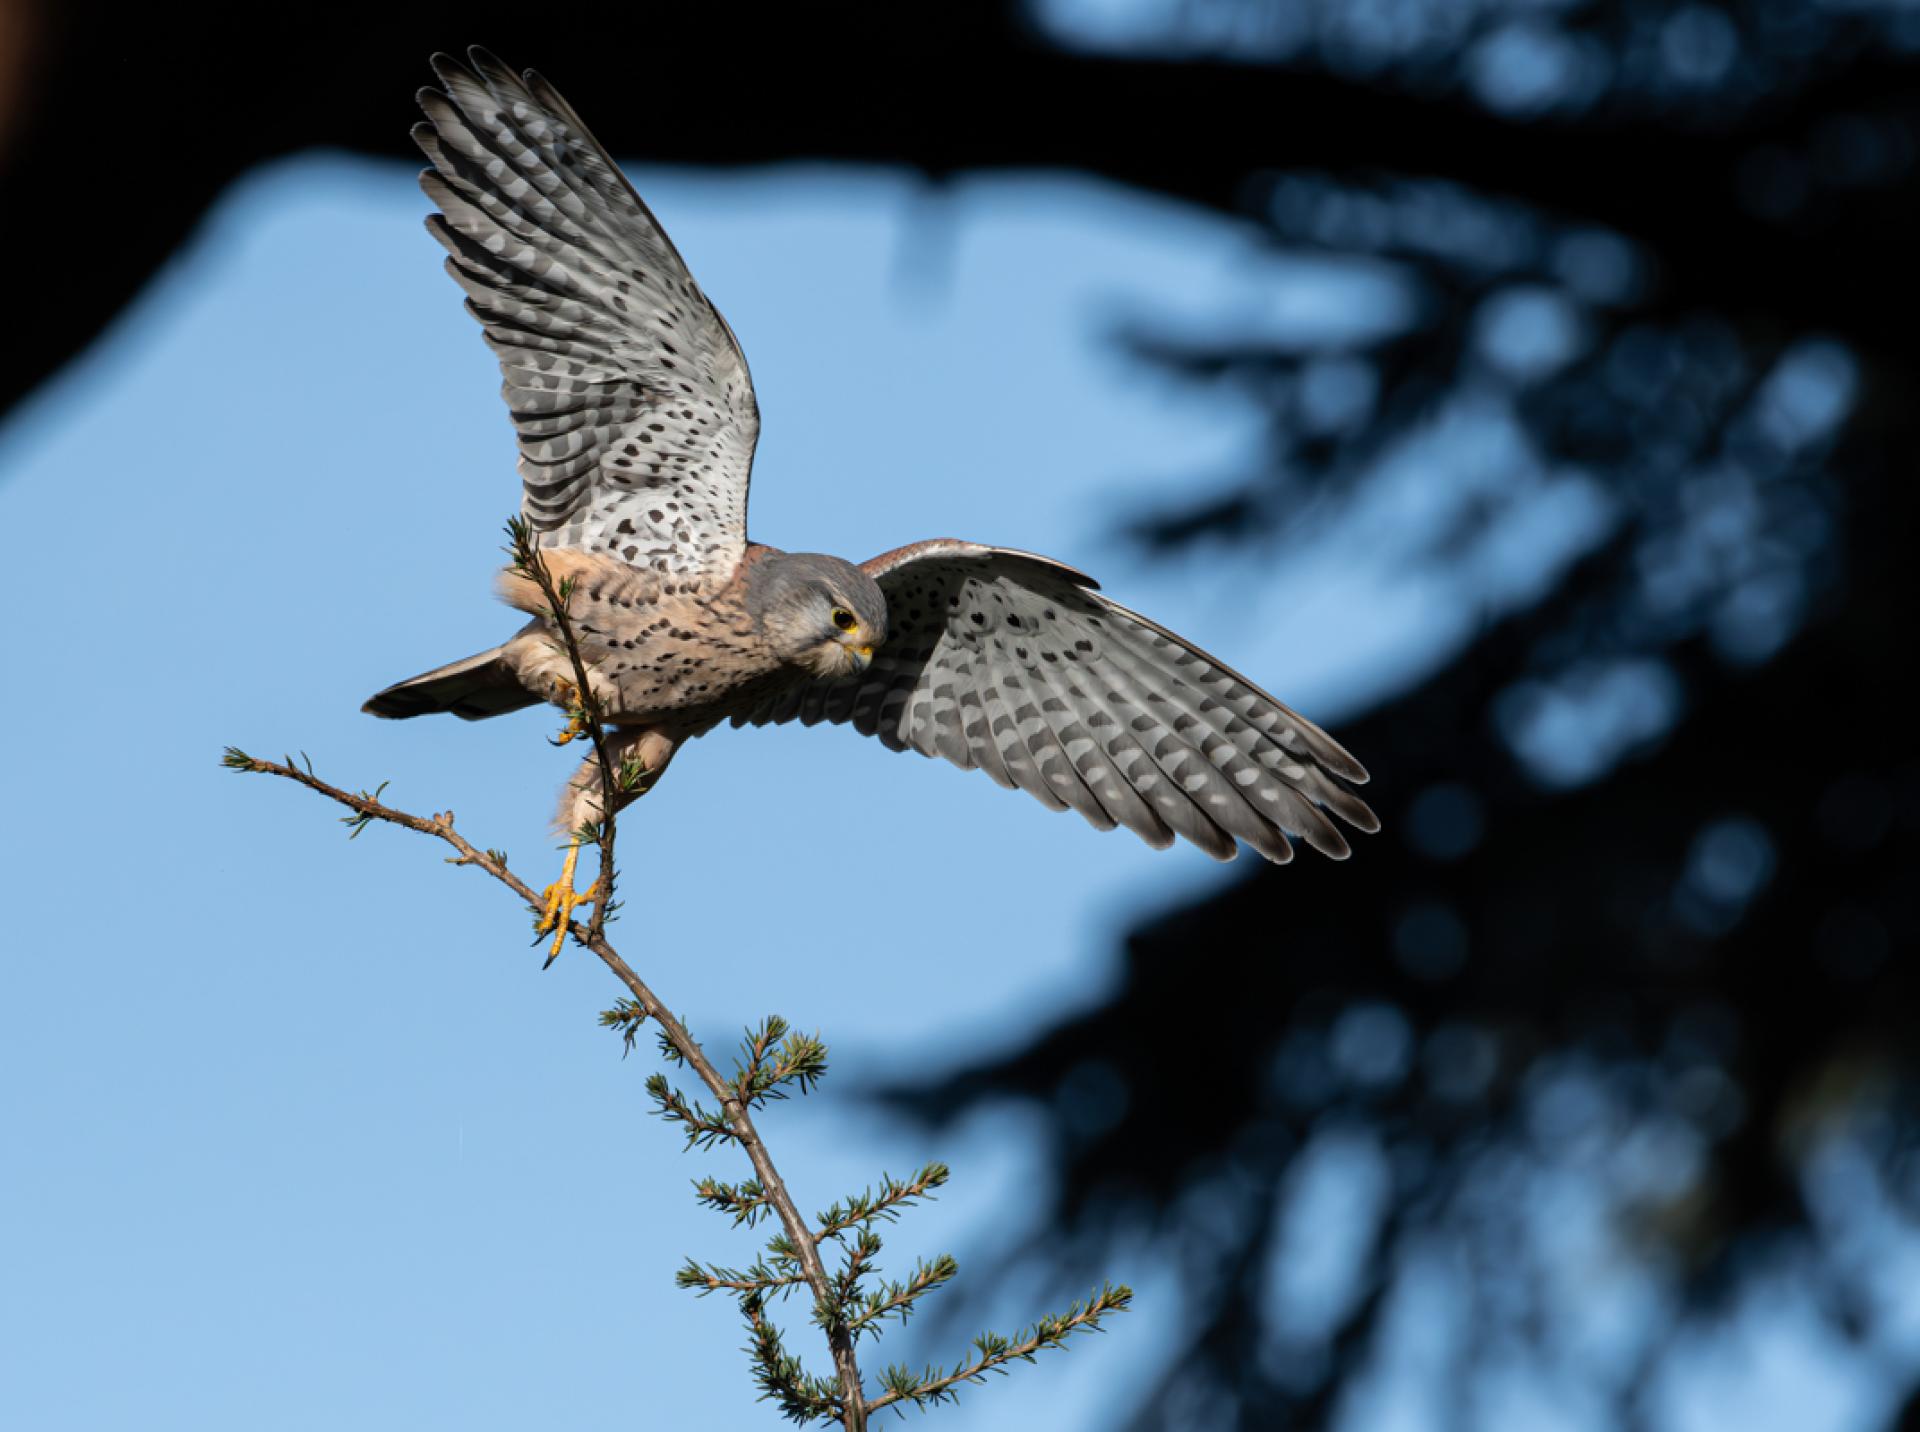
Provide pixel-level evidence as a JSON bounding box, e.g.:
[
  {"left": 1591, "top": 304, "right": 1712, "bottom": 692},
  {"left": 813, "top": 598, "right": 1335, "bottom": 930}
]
[{"left": 745, "top": 553, "right": 890, "bottom": 679}]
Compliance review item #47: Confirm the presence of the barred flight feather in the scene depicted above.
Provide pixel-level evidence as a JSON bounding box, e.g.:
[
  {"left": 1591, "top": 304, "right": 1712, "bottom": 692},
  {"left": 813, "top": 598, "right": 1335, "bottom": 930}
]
[
  {"left": 733, "top": 542, "right": 1373, "bottom": 864},
  {"left": 416, "top": 49, "right": 758, "bottom": 581}
]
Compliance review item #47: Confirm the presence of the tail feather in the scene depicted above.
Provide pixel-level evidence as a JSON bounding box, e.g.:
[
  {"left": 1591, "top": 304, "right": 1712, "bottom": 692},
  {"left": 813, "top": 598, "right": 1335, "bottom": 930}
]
[{"left": 362, "top": 646, "right": 539, "bottom": 721}]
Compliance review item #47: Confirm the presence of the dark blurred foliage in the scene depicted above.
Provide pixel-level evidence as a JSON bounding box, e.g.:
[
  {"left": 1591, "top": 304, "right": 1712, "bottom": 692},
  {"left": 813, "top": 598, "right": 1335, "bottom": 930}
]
[
  {"left": 882, "top": 3, "right": 1920, "bottom": 1427},
  {"left": 5, "top": 1, "right": 1916, "bottom": 1426}
]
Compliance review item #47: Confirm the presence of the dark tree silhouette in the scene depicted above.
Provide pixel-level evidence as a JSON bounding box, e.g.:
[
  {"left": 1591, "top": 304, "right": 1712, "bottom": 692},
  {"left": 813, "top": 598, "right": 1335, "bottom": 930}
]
[
  {"left": 6, "top": 2, "right": 1915, "bottom": 1426},
  {"left": 875, "top": 6, "right": 1920, "bottom": 1427},
  {"left": 4, "top": 2, "right": 1915, "bottom": 411}
]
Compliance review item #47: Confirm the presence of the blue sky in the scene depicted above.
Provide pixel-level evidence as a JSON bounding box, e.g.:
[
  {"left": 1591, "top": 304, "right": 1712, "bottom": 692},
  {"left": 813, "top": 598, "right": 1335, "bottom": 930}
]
[
  {"left": 0, "top": 151, "right": 1881, "bottom": 1429},
  {"left": 0, "top": 152, "right": 1389, "bottom": 1431}
]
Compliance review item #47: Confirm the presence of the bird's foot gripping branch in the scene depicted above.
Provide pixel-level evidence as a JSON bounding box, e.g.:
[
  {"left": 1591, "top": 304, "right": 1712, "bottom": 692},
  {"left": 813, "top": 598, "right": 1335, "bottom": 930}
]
[{"left": 222, "top": 534, "right": 1130, "bottom": 1428}]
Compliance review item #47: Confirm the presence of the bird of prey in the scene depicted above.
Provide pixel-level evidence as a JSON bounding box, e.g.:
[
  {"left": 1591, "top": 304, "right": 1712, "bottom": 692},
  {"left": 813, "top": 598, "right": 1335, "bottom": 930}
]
[{"left": 365, "top": 49, "right": 1378, "bottom": 958}]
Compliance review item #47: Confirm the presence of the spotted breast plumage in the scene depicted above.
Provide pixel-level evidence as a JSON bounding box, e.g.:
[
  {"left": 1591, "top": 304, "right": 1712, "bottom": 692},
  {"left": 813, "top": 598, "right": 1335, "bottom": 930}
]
[{"left": 365, "top": 49, "right": 1378, "bottom": 953}]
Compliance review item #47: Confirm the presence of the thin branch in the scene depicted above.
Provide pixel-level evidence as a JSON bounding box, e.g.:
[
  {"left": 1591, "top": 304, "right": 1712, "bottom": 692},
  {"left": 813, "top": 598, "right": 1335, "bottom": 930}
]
[
  {"left": 507, "top": 518, "right": 622, "bottom": 947},
  {"left": 677, "top": 1256, "right": 812, "bottom": 1296},
  {"left": 743, "top": 1290, "right": 842, "bottom": 1423},
  {"left": 691, "top": 1175, "right": 776, "bottom": 1228},
  {"left": 735, "top": 1017, "right": 829, "bottom": 1108},
  {"left": 217, "top": 750, "right": 872, "bottom": 1428},
  {"left": 508, "top": 517, "right": 868, "bottom": 1424},
  {"left": 867, "top": 1284, "right": 1136, "bottom": 1415},
  {"left": 815, "top": 1164, "right": 951, "bottom": 1245},
  {"left": 842, "top": 1255, "right": 960, "bottom": 1341},
  {"left": 647, "top": 1073, "right": 741, "bottom": 1151},
  {"left": 220, "top": 748, "right": 541, "bottom": 903}
]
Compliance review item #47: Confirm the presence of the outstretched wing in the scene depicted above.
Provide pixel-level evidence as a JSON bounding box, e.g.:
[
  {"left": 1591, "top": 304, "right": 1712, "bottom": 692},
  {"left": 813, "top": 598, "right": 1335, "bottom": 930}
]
[
  {"left": 734, "top": 541, "right": 1378, "bottom": 863},
  {"left": 417, "top": 49, "right": 758, "bottom": 580}
]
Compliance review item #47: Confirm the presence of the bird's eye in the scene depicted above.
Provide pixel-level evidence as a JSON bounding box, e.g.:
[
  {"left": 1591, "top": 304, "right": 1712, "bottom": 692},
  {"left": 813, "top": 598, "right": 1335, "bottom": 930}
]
[{"left": 831, "top": 607, "right": 857, "bottom": 632}]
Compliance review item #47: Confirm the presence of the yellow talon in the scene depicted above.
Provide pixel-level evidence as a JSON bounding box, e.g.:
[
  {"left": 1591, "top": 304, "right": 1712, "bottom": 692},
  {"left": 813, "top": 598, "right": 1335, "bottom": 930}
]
[
  {"left": 534, "top": 841, "right": 598, "bottom": 965},
  {"left": 552, "top": 679, "right": 588, "bottom": 745}
]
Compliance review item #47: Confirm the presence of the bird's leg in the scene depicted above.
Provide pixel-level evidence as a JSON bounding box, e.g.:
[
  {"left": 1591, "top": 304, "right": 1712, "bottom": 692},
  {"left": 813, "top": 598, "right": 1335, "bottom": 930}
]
[
  {"left": 550, "top": 678, "right": 589, "bottom": 745},
  {"left": 535, "top": 727, "right": 679, "bottom": 965},
  {"left": 535, "top": 838, "right": 599, "bottom": 965},
  {"left": 536, "top": 677, "right": 597, "bottom": 962}
]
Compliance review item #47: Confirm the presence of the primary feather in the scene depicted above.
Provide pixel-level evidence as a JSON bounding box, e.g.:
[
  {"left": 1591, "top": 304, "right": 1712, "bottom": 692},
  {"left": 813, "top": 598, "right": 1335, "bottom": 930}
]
[
  {"left": 736, "top": 542, "right": 1377, "bottom": 863},
  {"left": 416, "top": 48, "right": 759, "bottom": 579}
]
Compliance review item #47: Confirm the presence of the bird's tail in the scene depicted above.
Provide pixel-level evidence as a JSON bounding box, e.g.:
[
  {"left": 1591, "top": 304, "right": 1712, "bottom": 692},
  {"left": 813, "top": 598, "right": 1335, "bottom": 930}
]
[{"left": 361, "top": 646, "right": 539, "bottom": 721}]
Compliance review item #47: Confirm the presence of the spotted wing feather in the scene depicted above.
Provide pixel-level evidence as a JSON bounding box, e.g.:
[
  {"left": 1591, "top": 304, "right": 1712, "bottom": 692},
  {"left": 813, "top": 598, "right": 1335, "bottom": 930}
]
[
  {"left": 734, "top": 541, "right": 1377, "bottom": 863},
  {"left": 417, "top": 48, "right": 758, "bottom": 579}
]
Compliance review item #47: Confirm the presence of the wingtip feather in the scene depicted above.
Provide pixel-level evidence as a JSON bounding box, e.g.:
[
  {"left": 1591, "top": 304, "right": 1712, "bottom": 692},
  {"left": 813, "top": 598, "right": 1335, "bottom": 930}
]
[{"left": 426, "top": 51, "right": 472, "bottom": 91}]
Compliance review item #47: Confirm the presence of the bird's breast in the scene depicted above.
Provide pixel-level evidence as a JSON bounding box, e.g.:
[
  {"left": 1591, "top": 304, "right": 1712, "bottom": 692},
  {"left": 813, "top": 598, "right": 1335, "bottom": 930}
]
[{"left": 585, "top": 589, "right": 777, "bottom": 722}]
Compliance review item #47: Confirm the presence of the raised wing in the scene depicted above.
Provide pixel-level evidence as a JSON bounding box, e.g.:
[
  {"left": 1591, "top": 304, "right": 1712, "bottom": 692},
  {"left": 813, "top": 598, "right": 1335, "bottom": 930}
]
[
  {"left": 417, "top": 49, "right": 758, "bottom": 579},
  {"left": 735, "top": 541, "right": 1377, "bottom": 863}
]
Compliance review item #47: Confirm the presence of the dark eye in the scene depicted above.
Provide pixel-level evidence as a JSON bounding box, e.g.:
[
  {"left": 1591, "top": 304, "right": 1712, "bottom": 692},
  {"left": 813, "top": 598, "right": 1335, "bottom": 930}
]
[{"left": 831, "top": 607, "right": 857, "bottom": 632}]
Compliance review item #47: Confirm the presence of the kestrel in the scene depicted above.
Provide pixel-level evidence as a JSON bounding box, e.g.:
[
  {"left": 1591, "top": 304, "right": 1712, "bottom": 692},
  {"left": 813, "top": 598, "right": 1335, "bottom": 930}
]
[{"left": 365, "top": 50, "right": 1378, "bottom": 956}]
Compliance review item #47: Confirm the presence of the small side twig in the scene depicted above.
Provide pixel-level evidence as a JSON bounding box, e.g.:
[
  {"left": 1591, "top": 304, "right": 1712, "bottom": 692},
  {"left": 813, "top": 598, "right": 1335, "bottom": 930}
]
[
  {"left": 814, "top": 1164, "right": 951, "bottom": 1246},
  {"left": 867, "top": 1284, "right": 1135, "bottom": 1414}
]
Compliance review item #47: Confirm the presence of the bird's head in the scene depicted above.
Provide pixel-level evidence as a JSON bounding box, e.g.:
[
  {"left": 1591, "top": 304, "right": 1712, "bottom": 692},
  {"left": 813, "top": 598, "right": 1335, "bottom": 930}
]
[{"left": 746, "top": 553, "right": 889, "bottom": 680}]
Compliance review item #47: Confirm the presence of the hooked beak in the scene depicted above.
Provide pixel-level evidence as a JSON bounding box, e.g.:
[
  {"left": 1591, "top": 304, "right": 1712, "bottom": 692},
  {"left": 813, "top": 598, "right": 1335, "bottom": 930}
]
[{"left": 848, "top": 643, "right": 874, "bottom": 674}]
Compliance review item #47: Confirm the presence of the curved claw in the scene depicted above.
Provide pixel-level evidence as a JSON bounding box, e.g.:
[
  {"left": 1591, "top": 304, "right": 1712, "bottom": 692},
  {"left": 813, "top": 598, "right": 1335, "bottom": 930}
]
[
  {"left": 533, "top": 841, "right": 598, "bottom": 966},
  {"left": 551, "top": 679, "right": 588, "bottom": 746}
]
